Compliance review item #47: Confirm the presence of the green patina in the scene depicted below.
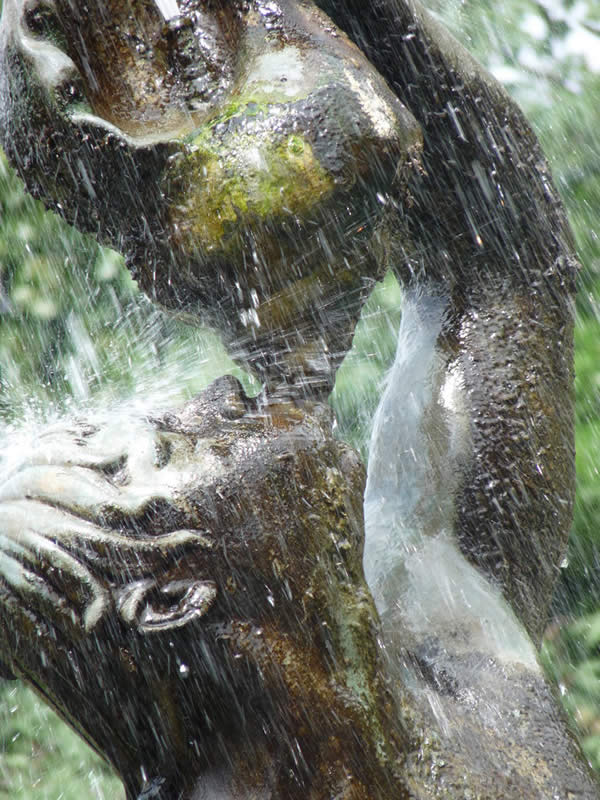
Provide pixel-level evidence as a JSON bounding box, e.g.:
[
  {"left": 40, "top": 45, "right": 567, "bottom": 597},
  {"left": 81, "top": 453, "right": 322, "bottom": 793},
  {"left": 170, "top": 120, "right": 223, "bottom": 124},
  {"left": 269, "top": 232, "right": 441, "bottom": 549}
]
[
  {"left": 182, "top": 101, "right": 248, "bottom": 143},
  {"left": 170, "top": 117, "right": 334, "bottom": 252}
]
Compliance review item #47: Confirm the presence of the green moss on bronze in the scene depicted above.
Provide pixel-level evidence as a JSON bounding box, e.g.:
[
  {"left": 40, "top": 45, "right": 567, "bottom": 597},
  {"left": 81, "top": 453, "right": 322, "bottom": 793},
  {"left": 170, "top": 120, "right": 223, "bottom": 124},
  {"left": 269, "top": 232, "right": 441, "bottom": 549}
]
[{"left": 168, "top": 122, "right": 334, "bottom": 253}]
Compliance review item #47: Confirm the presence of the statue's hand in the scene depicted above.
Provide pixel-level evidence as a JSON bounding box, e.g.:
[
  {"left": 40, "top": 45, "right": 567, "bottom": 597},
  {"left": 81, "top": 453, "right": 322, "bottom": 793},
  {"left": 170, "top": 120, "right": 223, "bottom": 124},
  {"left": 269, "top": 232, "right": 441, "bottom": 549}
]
[
  {"left": 0, "top": 405, "right": 224, "bottom": 637},
  {"left": 0, "top": 375, "right": 359, "bottom": 648},
  {"left": 0, "top": 381, "right": 396, "bottom": 800}
]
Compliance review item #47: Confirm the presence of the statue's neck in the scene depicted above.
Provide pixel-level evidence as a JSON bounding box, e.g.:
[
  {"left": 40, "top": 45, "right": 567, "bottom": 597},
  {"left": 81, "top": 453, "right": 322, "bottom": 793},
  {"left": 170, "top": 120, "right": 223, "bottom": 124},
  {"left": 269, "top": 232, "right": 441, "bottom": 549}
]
[{"left": 129, "top": 711, "right": 395, "bottom": 800}]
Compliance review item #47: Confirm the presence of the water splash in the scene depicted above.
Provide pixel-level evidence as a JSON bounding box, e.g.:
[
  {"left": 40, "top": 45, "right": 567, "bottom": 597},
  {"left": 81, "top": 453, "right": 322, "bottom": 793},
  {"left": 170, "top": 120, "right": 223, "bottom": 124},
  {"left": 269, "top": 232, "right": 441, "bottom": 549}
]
[{"left": 364, "top": 285, "right": 538, "bottom": 671}]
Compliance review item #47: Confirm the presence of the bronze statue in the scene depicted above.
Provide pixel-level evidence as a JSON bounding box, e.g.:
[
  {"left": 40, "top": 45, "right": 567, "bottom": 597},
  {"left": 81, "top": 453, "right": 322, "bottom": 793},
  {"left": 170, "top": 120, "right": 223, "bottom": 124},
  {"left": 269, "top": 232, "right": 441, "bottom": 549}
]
[
  {"left": 0, "top": 377, "right": 595, "bottom": 799},
  {"left": 0, "top": 0, "right": 576, "bottom": 638},
  {"left": 0, "top": 0, "right": 422, "bottom": 396},
  {"left": 0, "top": 0, "right": 596, "bottom": 797},
  {"left": 0, "top": 378, "right": 409, "bottom": 798}
]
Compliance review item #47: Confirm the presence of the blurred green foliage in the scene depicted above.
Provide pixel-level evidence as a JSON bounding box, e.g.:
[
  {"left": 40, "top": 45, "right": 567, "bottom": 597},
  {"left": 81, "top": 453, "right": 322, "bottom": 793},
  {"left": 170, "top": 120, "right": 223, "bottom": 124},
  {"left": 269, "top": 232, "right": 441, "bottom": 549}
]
[
  {"left": 0, "top": 683, "right": 122, "bottom": 800},
  {"left": 0, "top": 151, "right": 258, "bottom": 421},
  {"left": 541, "top": 614, "right": 600, "bottom": 771},
  {"left": 1, "top": 0, "right": 600, "bottom": 793}
]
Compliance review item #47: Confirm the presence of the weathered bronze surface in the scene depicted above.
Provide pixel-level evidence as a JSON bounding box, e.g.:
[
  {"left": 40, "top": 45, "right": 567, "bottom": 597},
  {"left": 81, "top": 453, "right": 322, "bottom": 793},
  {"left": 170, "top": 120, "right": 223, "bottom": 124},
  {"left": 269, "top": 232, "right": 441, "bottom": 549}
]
[
  {"left": 0, "top": 377, "right": 410, "bottom": 799},
  {"left": 0, "top": 0, "right": 596, "bottom": 798},
  {"left": 0, "top": 0, "right": 422, "bottom": 396}
]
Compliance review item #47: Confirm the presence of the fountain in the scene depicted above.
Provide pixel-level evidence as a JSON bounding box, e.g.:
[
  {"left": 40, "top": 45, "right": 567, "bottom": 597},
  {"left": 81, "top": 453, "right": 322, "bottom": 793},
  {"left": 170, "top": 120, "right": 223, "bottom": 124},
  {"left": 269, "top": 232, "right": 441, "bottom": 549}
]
[{"left": 0, "top": 0, "right": 598, "bottom": 797}]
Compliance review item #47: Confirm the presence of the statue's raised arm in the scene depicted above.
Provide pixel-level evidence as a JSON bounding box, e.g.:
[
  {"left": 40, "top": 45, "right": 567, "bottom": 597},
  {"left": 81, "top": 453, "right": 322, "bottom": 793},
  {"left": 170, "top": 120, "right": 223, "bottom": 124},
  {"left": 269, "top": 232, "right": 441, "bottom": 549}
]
[
  {"left": 0, "top": 1, "right": 597, "bottom": 798},
  {"left": 321, "top": 0, "right": 577, "bottom": 641}
]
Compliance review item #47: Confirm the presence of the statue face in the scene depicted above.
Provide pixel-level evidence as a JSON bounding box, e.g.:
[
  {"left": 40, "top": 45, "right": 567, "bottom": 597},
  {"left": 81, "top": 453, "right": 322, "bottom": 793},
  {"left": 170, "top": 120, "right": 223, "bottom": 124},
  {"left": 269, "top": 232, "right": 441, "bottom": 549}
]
[
  {"left": 0, "top": 0, "right": 420, "bottom": 345},
  {"left": 0, "top": 379, "right": 374, "bottom": 794}
]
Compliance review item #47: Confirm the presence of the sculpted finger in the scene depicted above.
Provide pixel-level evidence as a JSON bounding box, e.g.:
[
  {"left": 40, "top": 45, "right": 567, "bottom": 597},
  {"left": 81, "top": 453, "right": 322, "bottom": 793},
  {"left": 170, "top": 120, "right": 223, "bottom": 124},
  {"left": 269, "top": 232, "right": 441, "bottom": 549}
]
[
  {"left": 0, "top": 500, "right": 111, "bottom": 632},
  {"left": 0, "top": 498, "right": 217, "bottom": 636},
  {"left": 12, "top": 416, "right": 156, "bottom": 471},
  {"left": 0, "top": 463, "right": 123, "bottom": 517},
  {"left": 0, "top": 419, "right": 203, "bottom": 524}
]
